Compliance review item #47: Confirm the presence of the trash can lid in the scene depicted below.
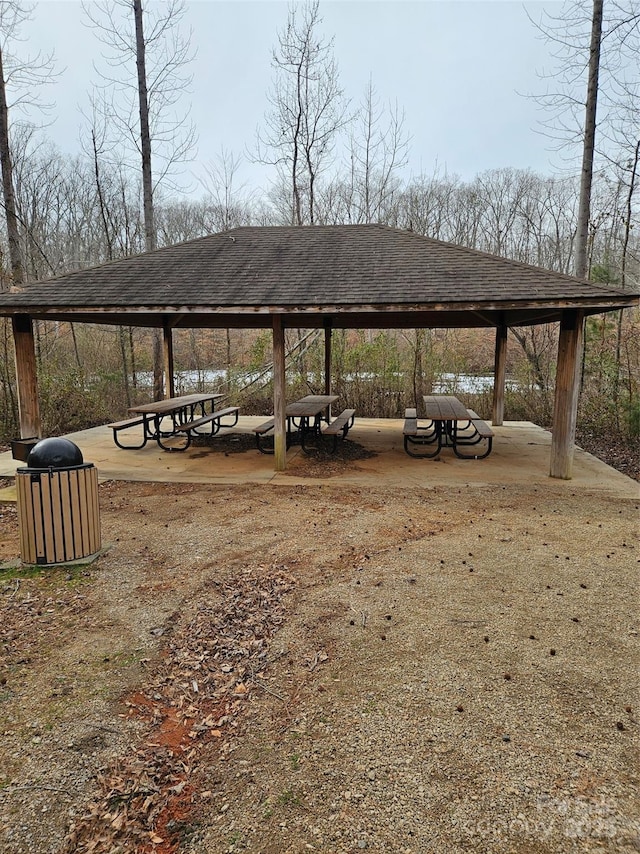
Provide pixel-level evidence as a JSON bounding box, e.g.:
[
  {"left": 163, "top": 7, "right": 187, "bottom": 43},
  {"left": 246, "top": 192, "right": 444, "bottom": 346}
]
[{"left": 27, "top": 437, "right": 84, "bottom": 468}]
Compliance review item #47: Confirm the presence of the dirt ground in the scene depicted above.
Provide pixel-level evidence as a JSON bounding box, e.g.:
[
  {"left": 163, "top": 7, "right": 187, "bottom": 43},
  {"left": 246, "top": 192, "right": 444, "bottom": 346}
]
[{"left": 0, "top": 455, "right": 638, "bottom": 853}]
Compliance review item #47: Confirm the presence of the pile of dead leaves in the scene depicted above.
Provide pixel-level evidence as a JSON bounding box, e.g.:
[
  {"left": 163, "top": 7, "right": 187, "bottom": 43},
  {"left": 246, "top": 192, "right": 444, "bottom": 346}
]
[
  {"left": 0, "top": 579, "right": 91, "bottom": 673},
  {"left": 576, "top": 429, "right": 640, "bottom": 482},
  {"left": 62, "top": 564, "right": 295, "bottom": 854},
  {"left": 283, "top": 439, "right": 377, "bottom": 479},
  {"left": 190, "top": 433, "right": 257, "bottom": 455}
]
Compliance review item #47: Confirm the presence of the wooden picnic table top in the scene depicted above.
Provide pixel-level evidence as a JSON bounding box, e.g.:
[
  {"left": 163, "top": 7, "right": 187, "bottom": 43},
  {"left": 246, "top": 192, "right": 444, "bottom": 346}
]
[
  {"left": 423, "top": 394, "right": 470, "bottom": 421},
  {"left": 285, "top": 395, "right": 338, "bottom": 417},
  {"left": 128, "top": 392, "right": 224, "bottom": 416}
]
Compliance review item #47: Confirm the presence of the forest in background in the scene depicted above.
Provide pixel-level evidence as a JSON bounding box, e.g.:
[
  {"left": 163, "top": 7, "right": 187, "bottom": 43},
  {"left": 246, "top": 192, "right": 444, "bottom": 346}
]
[{"left": 0, "top": 1, "right": 637, "bottom": 461}]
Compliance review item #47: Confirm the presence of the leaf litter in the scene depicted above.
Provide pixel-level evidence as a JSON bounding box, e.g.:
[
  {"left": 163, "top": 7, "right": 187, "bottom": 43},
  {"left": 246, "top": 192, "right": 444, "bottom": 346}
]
[{"left": 62, "top": 564, "right": 295, "bottom": 854}]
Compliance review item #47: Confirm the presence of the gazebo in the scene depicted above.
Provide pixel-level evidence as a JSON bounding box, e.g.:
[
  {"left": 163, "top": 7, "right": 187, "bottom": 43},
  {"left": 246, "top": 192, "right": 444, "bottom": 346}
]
[{"left": 0, "top": 224, "right": 636, "bottom": 478}]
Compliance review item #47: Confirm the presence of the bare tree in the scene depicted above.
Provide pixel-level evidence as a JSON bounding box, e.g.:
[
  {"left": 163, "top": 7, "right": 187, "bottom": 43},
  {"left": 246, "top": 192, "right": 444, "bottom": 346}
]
[
  {"left": 256, "top": 0, "right": 347, "bottom": 225},
  {"left": 602, "top": 5, "right": 640, "bottom": 289},
  {"left": 472, "top": 168, "right": 534, "bottom": 257},
  {"left": 132, "top": 0, "right": 155, "bottom": 252},
  {"left": 396, "top": 170, "right": 462, "bottom": 240},
  {"left": 573, "top": 0, "right": 604, "bottom": 279},
  {"left": 82, "top": 0, "right": 196, "bottom": 199},
  {"left": 529, "top": 1, "right": 640, "bottom": 277},
  {"left": 131, "top": 0, "right": 161, "bottom": 395},
  {"left": 0, "top": 1, "right": 54, "bottom": 288},
  {"left": 81, "top": 99, "right": 137, "bottom": 403},
  {"left": 342, "top": 78, "right": 409, "bottom": 224},
  {"left": 83, "top": 0, "right": 196, "bottom": 398},
  {"left": 0, "top": 43, "right": 22, "bottom": 287},
  {"left": 200, "top": 148, "right": 256, "bottom": 232}
]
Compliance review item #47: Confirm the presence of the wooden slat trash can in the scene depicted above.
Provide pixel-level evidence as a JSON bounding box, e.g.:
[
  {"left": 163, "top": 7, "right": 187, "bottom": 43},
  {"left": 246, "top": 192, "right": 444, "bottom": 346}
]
[{"left": 15, "top": 438, "right": 101, "bottom": 566}]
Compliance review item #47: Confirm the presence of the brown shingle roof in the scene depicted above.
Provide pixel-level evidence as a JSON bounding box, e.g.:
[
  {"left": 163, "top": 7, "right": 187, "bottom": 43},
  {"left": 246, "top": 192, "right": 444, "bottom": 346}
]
[{"left": 0, "top": 225, "right": 634, "bottom": 316}]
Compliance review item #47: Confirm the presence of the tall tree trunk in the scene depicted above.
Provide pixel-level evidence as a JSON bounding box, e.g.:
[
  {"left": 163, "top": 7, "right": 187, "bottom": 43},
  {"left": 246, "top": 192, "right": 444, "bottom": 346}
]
[
  {"left": 2, "top": 319, "right": 18, "bottom": 432},
  {"left": 91, "top": 128, "right": 114, "bottom": 261},
  {"left": 412, "top": 329, "right": 429, "bottom": 404},
  {"left": 133, "top": 0, "right": 163, "bottom": 399},
  {"left": 91, "top": 126, "right": 131, "bottom": 405},
  {"left": 619, "top": 139, "right": 640, "bottom": 292},
  {"left": 133, "top": 0, "right": 155, "bottom": 253},
  {"left": 574, "top": 0, "right": 603, "bottom": 280},
  {"left": 70, "top": 323, "right": 82, "bottom": 369},
  {"left": 510, "top": 327, "right": 549, "bottom": 393},
  {"left": 614, "top": 137, "right": 639, "bottom": 428},
  {"left": 0, "top": 45, "right": 24, "bottom": 288},
  {"left": 119, "top": 326, "right": 131, "bottom": 407},
  {"left": 129, "top": 327, "right": 137, "bottom": 389}
]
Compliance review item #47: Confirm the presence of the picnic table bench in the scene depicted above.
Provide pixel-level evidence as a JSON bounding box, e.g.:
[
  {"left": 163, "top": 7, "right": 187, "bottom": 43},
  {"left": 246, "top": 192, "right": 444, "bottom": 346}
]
[
  {"left": 173, "top": 406, "right": 239, "bottom": 436},
  {"left": 455, "top": 408, "right": 494, "bottom": 458},
  {"left": 109, "top": 393, "right": 240, "bottom": 452},
  {"left": 403, "top": 407, "right": 440, "bottom": 458},
  {"left": 301, "top": 408, "right": 356, "bottom": 452},
  {"left": 108, "top": 415, "right": 151, "bottom": 450},
  {"left": 169, "top": 406, "right": 240, "bottom": 450},
  {"left": 255, "top": 395, "right": 354, "bottom": 454},
  {"left": 403, "top": 396, "right": 494, "bottom": 459}
]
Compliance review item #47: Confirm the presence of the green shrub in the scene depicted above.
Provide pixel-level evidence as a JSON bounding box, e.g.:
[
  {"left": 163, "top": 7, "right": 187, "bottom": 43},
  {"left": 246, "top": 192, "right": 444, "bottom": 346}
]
[
  {"left": 627, "top": 399, "right": 640, "bottom": 438},
  {"left": 39, "top": 369, "right": 111, "bottom": 435}
]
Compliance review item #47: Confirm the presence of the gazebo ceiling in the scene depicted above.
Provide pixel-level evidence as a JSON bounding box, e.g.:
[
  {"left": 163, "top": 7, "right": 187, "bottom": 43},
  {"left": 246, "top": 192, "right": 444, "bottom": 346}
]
[{"left": 0, "top": 224, "right": 635, "bottom": 328}]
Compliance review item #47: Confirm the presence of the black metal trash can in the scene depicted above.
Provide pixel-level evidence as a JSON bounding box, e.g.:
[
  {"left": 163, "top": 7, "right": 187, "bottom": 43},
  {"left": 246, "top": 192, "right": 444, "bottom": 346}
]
[{"left": 15, "top": 438, "right": 101, "bottom": 566}]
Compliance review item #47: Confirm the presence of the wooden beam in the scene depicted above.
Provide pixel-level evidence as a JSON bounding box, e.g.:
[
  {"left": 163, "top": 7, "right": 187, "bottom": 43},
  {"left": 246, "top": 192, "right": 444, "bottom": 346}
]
[
  {"left": 6, "top": 299, "right": 636, "bottom": 331},
  {"left": 550, "top": 309, "right": 584, "bottom": 479},
  {"left": 12, "top": 314, "right": 41, "bottom": 438},
  {"left": 492, "top": 324, "right": 507, "bottom": 426},
  {"left": 272, "top": 314, "right": 287, "bottom": 471},
  {"left": 162, "top": 320, "right": 175, "bottom": 398}
]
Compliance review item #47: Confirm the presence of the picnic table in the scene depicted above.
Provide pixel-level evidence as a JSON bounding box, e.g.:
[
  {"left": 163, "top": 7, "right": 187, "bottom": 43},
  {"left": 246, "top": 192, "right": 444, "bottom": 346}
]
[
  {"left": 255, "top": 394, "right": 356, "bottom": 453},
  {"left": 403, "top": 394, "right": 494, "bottom": 459},
  {"left": 109, "top": 393, "right": 239, "bottom": 452}
]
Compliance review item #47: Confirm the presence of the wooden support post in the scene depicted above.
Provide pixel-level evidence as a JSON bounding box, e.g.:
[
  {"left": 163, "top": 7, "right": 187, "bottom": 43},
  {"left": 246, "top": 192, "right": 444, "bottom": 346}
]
[
  {"left": 272, "top": 315, "right": 287, "bottom": 471},
  {"left": 550, "top": 309, "right": 584, "bottom": 480},
  {"left": 492, "top": 323, "right": 507, "bottom": 426},
  {"left": 162, "top": 320, "right": 175, "bottom": 399},
  {"left": 324, "top": 319, "right": 332, "bottom": 419},
  {"left": 12, "top": 314, "right": 41, "bottom": 438}
]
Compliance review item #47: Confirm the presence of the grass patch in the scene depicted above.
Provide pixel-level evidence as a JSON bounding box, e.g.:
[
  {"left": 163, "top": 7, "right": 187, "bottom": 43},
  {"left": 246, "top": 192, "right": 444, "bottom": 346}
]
[
  {"left": 277, "top": 788, "right": 303, "bottom": 808},
  {"left": 0, "top": 561, "right": 95, "bottom": 582}
]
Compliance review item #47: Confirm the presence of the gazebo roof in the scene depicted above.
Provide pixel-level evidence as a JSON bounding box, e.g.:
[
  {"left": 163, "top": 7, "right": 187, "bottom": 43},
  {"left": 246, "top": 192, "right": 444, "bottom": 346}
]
[{"left": 0, "top": 224, "right": 635, "bottom": 328}]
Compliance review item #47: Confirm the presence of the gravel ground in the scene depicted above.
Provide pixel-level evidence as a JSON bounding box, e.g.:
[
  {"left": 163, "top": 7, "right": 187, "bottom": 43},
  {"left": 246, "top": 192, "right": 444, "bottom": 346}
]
[{"left": 0, "top": 474, "right": 638, "bottom": 854}]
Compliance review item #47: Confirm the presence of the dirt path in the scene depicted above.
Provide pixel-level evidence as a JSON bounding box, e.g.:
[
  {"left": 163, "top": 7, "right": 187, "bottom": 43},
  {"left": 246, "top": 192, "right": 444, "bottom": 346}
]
[{"left": 0, "top": 478, "right": 638, "bottom": 853}]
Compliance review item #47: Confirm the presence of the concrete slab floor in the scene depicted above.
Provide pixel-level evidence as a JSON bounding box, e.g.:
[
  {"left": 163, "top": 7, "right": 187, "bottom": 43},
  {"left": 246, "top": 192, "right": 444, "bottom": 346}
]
[{"left": 0, "top": 417, "right": 637, "bottom": 500}]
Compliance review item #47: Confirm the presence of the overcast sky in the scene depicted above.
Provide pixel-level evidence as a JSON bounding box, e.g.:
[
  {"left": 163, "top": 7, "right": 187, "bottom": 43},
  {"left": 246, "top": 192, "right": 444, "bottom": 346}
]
[{"left": 24, "top": 0, "right": 571, "bottom": 195}]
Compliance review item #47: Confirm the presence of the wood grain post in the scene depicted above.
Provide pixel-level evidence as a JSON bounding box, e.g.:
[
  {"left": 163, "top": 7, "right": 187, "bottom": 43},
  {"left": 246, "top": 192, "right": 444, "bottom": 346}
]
[
  {"left": 162, "top": 320, "right": 175, "bottom": 398},
  {"left": 492, "top": 323, "right": 507, "bottom": 426},
  {"left": 550, "top": 309, "right": 584, "bottom": 480},
  {"left": 272, "top": 315, "right": 287, "bottom": 471},
  {"left": 12, "top": 314, "right": 41, "bottom": 438}
]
